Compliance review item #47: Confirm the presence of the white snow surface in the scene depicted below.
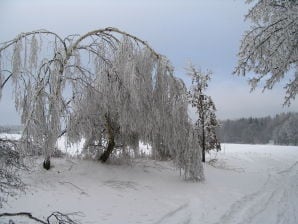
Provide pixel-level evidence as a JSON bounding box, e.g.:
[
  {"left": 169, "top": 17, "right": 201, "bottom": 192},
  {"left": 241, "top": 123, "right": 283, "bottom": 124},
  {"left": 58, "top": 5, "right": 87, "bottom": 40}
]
[
  {"left": 0, "top": 134, "right": 84, "bottom": 156},
  {"left": 1, "top": 143, "right": 298, "bottom": 224},
  {"left": 0, "top": 133, "right": 21, "bottom": 141}
]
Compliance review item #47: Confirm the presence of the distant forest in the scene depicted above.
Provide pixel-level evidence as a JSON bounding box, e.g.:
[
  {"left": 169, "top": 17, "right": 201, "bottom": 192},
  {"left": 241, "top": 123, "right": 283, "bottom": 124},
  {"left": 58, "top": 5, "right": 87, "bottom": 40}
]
[
  {"left": 218, "top": 113, "right": 298, "bottom": 146},
  {"left": 1, "top": 113, "right": 298, "bottom": 146},
  {"left": 0, "top": 125, "right": 22, "bottom": 134}
]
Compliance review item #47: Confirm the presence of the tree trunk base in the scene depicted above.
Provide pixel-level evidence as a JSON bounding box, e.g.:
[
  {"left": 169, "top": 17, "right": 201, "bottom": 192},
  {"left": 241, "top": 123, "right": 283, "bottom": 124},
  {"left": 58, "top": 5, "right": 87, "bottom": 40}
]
[
  {"left": 43, "top": 157, "right": 51, "bottom": 170},
  {"left": 100, "top": 113, "right": 116, "bottom": 163},
  {"left": 99, "top": 141, "right": 115, "bottom": 163},
  {"left": 202, "top": 150, "right": 206, "bottom": 163}
]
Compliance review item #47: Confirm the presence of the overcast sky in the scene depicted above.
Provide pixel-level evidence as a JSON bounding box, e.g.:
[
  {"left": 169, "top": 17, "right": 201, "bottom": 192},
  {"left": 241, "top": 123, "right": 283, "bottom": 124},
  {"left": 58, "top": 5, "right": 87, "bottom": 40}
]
[{"left": 0, "top": 0, "right": 297, "bottom": 125}]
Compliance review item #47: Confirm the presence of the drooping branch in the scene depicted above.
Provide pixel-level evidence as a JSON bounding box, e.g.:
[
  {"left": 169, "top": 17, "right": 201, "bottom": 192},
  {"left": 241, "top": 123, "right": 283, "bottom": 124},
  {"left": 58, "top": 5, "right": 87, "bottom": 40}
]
[
  {"left": 234, "top": 0, "right": 298, "bottom": 104},
  {"left": 0, "top": 29, "right": 67, "bottom": 54},
  {"left": 69, "top": 27, "right": 161, "bottom": 59},
  {"left": 0, "top": 70, "right": 13, "bottom": 89}
]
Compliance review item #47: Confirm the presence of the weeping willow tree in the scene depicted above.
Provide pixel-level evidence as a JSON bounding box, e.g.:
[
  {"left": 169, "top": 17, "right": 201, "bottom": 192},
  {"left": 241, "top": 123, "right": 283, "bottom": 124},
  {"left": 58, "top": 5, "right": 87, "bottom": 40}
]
[{"left": 0, "top": 28, "right": 203, "bottom": 181}]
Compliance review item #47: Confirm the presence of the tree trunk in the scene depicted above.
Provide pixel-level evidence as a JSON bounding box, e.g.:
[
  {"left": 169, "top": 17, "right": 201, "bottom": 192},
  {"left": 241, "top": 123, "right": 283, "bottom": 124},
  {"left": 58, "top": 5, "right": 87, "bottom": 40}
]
[
  {"left": 99, "top": 114, "right": 115, "bottom": 163},
  {"left": 202, "top": 115, "right": 206, "bottom": 163},
  {"left": 202, "top": 137, "right": 206, "bottom": 162},
  {"left": 43, "top": 156, "right": 51, "bottom": 170},
  {"left": 99, "top": 138, "right": 115, "bottom": 162}
]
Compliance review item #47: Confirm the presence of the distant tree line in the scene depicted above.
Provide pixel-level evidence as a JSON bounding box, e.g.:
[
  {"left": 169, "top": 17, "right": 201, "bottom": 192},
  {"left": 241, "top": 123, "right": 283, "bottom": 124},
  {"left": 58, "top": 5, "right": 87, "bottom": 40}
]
[
  {"left": 0, "top": 125, "right": 22, "bottom": 134},
  {"left": 218, "top": 113, "right": 298, "bottom": 146}
]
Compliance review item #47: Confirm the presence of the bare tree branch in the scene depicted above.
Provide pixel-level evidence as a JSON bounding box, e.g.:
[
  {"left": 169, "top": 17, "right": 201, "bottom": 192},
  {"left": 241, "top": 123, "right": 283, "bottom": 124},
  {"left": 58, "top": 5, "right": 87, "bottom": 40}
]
[
  {"left": 0, "top": 211, "right": 81, "bottom": 224},
  {"left": 0, "top": 212, "right": 47, "bottom": 224}
]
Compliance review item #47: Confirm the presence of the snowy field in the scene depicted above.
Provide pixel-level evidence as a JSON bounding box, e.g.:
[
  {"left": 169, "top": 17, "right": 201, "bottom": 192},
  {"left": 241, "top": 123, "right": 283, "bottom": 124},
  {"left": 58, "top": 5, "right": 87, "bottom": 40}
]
[{"left": 1, "top": 138, "right": 298, "bottom": 224}]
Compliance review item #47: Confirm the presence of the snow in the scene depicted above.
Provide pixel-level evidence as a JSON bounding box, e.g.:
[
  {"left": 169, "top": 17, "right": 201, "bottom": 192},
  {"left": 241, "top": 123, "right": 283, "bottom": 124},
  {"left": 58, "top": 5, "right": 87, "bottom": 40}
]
[
  {"left": 0, "top": 133, "right": 21, "bottom": 141},
  {"left": 0, "top": 134, "right": 149, "bottom": 157},
  {"left": 1, "top": 143, "right": 298, "bottom": 224},
  {"left": 0, "top": 133, "right": 84, "bottom": 156},
  {"left": 56, "top": 137, "right": 85, "bottom": 156}
]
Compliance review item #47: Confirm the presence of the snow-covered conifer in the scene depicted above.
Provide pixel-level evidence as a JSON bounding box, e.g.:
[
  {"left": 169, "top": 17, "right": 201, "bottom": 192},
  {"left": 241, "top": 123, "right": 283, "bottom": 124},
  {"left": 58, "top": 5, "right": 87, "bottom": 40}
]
[{"left": 187, "top": 64, "right": 221, "bottom": 163}]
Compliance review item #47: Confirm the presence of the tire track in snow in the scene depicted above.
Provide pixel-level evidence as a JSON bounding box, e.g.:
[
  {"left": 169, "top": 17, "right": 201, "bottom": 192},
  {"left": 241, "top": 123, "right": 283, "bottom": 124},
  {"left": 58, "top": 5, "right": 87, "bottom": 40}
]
[
  {"left": 214, "top": 161, "right": 298, "bottom": 224},
  {"left": 154, "top": 202, "right": 191, "bottom": 224}
]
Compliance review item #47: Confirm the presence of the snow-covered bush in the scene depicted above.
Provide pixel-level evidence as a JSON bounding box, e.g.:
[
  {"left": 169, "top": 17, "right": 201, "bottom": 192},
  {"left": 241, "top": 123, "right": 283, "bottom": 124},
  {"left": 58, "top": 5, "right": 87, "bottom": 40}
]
[{"left": 0, "top": 139, "right": 26, "bottom": 208}]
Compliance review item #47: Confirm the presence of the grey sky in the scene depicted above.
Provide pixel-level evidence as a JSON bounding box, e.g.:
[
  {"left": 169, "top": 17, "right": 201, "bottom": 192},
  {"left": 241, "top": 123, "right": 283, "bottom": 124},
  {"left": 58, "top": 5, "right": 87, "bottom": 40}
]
[{"left": 0, "top": 0, "right": 297, "bottom": 125}]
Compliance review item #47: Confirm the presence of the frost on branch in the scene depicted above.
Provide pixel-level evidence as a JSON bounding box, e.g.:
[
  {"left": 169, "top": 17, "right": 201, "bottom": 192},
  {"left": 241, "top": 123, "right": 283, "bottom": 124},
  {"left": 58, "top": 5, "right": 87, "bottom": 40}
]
[
  {"left": 0, "top": 28, "right": 203, "bottom": 180},
  {"left": 234, "top": 0, "right": 298, "bottom": 105}
]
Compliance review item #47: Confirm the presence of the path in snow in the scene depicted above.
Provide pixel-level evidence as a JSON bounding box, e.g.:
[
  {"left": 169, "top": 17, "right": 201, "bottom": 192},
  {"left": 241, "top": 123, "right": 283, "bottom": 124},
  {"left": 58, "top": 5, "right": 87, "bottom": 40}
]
[
  {"left": 213, "top": 161, "right": 298, "bottom": 224},
  {"left": 154, "top": 203, "right": 191, "bottom": 224}
]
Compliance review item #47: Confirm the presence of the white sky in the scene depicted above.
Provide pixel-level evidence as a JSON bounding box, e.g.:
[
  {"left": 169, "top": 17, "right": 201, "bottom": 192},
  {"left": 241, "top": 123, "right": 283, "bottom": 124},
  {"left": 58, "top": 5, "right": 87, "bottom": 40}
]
[{"left": 0, "top": 0, "right": 297, "bottom": 125}]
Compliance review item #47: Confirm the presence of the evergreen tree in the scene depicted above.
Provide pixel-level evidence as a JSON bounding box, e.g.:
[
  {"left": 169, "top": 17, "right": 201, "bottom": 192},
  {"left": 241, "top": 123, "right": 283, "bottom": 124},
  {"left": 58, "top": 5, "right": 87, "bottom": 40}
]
[{"left": 187, "top": 64, "right": 221, "bottom": 163}]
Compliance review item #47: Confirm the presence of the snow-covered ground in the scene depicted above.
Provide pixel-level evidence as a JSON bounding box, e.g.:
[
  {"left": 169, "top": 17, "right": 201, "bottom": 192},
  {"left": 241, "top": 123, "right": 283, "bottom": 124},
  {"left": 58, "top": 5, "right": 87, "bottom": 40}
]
[
  {"left": 1, "top": 143, "right": 298, "bottom": 224},
  {"left": 0, "top": 133, "right": 21, "bottom": 141}
]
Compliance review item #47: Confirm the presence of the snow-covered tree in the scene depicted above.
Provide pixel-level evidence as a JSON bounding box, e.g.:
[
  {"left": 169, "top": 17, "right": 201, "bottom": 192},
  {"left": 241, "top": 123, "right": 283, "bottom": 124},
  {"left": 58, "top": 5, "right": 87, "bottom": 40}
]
[
  {"left": 234, "top": 0, "right": 298, "bottom": 105},
  {"left": 273, "top": 113, "right": 298, "bottom": 145},
  {"left": 187, "top": 64, "right": 221, "bottom": 163},
  {"left": 0, "top": 28, "right": 203, "bottom": 180},
  {"left": 66, "top": 38, "right": 204, "bottom": 180},
  {"left": 0, "top": 28, "right": 161, "bottom": 168}
]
